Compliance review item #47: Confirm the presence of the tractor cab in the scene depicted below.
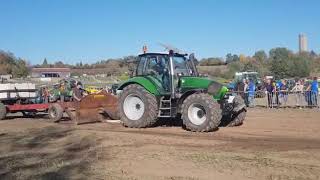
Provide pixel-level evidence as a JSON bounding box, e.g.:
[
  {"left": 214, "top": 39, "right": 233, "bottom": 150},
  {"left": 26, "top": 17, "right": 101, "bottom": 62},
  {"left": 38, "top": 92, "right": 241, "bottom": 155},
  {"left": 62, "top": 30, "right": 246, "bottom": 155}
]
[{"left": 136, "top": 51, "right": 199, "bottom": 98}]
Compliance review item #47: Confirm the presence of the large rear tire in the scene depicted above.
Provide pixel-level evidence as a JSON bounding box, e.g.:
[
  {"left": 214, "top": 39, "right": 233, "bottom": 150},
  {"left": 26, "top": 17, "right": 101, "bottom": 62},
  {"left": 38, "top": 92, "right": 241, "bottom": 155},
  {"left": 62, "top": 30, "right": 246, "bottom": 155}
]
[
  {"left": 181, "top": 93, "right": 222, "bottom": 132},
  {"left": 119, "top": 84, "right": 158, "bottom": 128},
  {"left": 0, "top": 103, "right": 7, "bottom": 120},
  {"left": 48, "top": 104, "right": 64, "bottom": 122}
]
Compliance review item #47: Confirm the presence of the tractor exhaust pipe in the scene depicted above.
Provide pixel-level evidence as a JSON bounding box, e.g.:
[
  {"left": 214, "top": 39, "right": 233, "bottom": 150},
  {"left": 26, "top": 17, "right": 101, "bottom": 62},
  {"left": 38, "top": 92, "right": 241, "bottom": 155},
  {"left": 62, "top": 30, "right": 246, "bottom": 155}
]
[
  {"left": 189, "top": 53, "right": 199, "bottom": 76},
  {"left": 169, "top": 55, "right": 175, "bottom": 98}
]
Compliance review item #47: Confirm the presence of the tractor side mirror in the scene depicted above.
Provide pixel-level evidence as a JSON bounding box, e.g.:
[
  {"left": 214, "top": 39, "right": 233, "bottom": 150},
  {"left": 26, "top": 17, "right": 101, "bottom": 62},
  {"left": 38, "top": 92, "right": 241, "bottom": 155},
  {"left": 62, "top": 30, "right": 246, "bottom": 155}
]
[
  {"left": 188, "top": 53, "right": 199, "bottom": 76},
  {"left": 189, "top": 53, "right": 199, "bottom": 65}
]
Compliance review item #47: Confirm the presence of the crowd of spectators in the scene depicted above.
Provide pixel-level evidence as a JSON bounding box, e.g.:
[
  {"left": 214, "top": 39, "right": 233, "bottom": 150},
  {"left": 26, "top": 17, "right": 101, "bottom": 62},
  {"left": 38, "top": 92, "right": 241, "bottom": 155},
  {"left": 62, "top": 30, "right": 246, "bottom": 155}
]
[{"left": 235, "top": 77, "right": 319, "bottom": 108}]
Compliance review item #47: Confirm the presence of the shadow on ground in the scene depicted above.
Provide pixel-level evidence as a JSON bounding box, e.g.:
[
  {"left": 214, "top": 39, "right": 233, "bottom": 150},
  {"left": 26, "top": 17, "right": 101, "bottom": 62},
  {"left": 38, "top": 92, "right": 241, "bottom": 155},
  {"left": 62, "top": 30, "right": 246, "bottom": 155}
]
[
  {"left": 153, "top": 118, "right": 183, "bottom": 128},
  {"left": 0, "top": 125, "right": 106, "bottom": 180}
]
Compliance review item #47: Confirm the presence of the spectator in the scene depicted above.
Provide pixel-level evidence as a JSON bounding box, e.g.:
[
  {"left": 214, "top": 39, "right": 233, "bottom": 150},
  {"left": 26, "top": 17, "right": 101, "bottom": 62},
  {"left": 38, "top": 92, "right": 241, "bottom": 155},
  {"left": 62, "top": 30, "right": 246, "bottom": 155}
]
[
  {"left": 291, "top": 79, "right": 304, "bottom": 106},
  {"left": 42, "top": 87, "right": 49, "bottom": 103},
  {"left": 265, "top": 79, "right": 274, "bottom": 108},
  {"left": 59, "top": 81, "right": 66, "bottom": 102},
  {"left": 304, "top": 80, "right": 312, "bottom": 106},
  {"left": 279, "top": 80, "right": 288, "bottom": 106},
  {"left": 247, "top": 79, "right": 256, "bottom": 107},
  {"left": 307, "top": 77, "right": 319, "bottom": 107},
  {"left": 274, "top": 80, "right": 281, "bottom": 106},
  {"left": 72, "top": 82, "right": 83, "bottom": 102},
  {"left": 237, "top": 79, "right": 246, "bottom": 99},
  {"left": 244, "top": 79, "right": 249, "bottom": 106}
]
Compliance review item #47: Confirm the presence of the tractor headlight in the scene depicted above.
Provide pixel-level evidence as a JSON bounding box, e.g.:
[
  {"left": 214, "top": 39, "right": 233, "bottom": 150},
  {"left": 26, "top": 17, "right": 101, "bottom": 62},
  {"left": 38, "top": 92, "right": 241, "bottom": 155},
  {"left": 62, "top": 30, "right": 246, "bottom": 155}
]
[{"left": 207, "top": 82, "right": 222, "bottom": 95}]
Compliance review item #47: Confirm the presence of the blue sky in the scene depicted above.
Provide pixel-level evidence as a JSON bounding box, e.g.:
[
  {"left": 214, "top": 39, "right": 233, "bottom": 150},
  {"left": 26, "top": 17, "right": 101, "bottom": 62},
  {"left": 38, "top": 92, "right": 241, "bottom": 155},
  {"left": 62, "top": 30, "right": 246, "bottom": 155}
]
[{"left": 0, "top": 0, "right": 319, "bottom": 64}]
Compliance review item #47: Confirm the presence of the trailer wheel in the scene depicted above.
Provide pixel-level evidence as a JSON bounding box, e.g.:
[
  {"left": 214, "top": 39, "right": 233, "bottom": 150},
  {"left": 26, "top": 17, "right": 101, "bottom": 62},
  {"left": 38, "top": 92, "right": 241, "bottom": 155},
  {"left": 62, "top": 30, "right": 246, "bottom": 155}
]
[
  {"left": 48, "top": 104, "right": 63, "bottom": 122},
  {"left": 0, "top": 103, "right": 7, "bottom": 120}
]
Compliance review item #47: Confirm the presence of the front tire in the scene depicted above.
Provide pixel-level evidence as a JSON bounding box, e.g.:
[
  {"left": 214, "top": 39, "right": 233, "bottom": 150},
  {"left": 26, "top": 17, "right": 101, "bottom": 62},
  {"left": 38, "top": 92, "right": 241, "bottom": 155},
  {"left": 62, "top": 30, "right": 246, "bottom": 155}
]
[
  {"left": 221, "top": 95, "right": 247, "bottom": 127},
  {"left": 226, "top": 109, "right": 246, "bottom": 127},
  {"left": 181, "top": 93, "right": 222, "bottom": 132},
  {"left": 119, "top": 84, "right": 158, "bottom": 128}
]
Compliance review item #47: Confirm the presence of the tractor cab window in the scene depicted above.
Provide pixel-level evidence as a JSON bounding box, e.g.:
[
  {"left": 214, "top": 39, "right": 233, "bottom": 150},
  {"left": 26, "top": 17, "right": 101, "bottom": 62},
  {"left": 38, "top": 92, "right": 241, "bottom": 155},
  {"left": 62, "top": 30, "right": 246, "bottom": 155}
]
[
  {"left": 172, "top": 56, "right": 191, "bottom": 76},
  {"left": 147, "top": 56, "right": 167, "bottom": 74},
  {"left": 145, "top": 55, "right": 170, "bottom": 91},
  {"left": 137, "top": 56, "right": 147, "bottom": 75}
]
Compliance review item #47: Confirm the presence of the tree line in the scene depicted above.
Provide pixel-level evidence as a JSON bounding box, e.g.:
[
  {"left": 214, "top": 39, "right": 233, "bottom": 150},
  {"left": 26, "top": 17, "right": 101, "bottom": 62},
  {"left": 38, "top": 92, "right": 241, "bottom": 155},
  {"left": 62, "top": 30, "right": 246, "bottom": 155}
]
[
  {"left": 200, "top": 48, "right": 320, "bottom": 80},
  {"left": 1, "top": 48, "right": 319, "bottom": 80},
  {"left": 0, "top": 50, "right": 29, "bottom": 78},
  {"left": 34, "top": 57, "right": 136, "bottom": 71}
]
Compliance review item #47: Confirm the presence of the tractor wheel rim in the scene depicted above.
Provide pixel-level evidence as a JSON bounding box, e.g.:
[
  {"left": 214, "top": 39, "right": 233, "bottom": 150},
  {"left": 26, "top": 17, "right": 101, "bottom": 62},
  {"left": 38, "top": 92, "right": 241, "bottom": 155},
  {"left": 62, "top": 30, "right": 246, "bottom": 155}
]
[
  {"left": 188, "top": 103, "right": 207, "bottom": 125},
  {"left": 123, "top": 94, "right": 145, "bottom": 120}
]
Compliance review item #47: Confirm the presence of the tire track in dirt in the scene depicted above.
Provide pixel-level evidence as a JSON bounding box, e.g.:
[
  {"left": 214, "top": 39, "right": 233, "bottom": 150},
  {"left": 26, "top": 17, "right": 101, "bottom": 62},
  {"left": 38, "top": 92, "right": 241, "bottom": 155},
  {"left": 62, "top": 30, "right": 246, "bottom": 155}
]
[{"left": 74, "top": 122, "right": 320, "bottom": 152}]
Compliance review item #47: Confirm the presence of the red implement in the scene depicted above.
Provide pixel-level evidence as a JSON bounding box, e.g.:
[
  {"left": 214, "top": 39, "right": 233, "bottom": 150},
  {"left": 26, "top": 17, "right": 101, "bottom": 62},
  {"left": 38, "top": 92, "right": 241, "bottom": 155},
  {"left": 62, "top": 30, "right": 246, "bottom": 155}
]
[{"left": 48, "top": 90, "right": 119, "bottom": 124}]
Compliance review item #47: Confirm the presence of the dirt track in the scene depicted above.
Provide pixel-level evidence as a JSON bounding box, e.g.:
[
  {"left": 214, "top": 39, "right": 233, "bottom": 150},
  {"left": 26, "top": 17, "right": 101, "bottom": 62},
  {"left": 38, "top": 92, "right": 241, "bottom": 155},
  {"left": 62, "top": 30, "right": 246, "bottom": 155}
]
[{"left": 1, "top": 109, "right": 320, "bottom": 180}]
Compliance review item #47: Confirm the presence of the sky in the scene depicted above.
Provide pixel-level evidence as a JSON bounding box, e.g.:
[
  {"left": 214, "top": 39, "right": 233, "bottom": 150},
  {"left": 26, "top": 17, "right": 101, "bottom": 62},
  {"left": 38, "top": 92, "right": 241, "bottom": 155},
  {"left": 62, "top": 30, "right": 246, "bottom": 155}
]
[{"left": 0, "top": 0, "right": 319, "bottom": 65}]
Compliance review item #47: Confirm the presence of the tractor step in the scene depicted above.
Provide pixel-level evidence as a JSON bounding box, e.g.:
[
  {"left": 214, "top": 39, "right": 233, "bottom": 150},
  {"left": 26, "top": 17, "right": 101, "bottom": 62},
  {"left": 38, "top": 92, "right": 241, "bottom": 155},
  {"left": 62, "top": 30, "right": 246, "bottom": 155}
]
[
  {"left": 158, "top": 97, "right": 172, "bottom": 118},
  {"left": 161, "top": 100, "right": 171, "bottom": 102},
  {"left": 159, "top": 115, "right": 171, "bottom": 118}
]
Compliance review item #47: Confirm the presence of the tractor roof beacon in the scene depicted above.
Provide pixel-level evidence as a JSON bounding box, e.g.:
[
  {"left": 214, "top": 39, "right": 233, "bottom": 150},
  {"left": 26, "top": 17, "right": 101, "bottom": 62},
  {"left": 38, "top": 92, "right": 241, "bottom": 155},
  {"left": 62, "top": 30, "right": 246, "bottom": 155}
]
[{"left": 118, "top": 50, "right": 247, "bottom": 132}]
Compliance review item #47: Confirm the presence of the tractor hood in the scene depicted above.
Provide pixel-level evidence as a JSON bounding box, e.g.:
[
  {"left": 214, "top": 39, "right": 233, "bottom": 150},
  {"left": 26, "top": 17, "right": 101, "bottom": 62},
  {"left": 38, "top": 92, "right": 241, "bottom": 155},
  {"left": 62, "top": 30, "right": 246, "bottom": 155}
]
[
  {"left": 179, "top": 76, "right": 228, "bottom": 100},
  {"left": 179, "top": 77, "right": 212, "bottom": 89}
]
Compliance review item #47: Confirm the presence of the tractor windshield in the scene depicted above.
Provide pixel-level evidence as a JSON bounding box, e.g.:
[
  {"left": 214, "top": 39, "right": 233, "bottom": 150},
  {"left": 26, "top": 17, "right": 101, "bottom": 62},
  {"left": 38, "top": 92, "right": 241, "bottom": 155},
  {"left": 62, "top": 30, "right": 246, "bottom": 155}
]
[{"left": 172, "top": 56, "right": 192, "bottom": 76}]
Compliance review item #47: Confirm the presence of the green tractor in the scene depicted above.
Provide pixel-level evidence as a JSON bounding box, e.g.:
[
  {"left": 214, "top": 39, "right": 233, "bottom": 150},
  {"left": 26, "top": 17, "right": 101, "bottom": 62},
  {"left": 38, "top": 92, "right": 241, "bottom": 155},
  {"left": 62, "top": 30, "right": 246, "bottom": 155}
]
[{"left": 118, "top": 50, "right": 246, "bottom": 132}]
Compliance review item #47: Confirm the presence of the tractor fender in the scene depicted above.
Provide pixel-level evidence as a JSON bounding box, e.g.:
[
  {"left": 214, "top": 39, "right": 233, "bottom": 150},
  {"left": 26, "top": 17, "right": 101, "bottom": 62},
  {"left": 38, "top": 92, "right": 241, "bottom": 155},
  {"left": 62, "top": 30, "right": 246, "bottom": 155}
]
[{"left": 118, "top": 77, "right": 160, "bottom": 96}]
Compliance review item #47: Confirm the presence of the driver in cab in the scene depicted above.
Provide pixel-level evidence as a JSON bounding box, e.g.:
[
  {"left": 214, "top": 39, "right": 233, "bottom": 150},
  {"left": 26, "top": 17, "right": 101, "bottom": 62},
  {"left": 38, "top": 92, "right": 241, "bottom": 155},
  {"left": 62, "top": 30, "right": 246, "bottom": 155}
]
[
  {"left": 150, "top": 57, "right": 169, "bottom": 90},
  {"left": 151, "top": 57, "right": 165, "bottom": 75}
]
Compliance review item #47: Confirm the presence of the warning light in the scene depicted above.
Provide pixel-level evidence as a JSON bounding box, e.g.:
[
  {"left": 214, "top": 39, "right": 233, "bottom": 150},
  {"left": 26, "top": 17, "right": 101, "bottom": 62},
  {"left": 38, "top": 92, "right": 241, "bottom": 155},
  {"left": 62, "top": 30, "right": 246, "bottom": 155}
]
[
  {"left": 169, "top": 50, "right": 174, "bottom": 56},
  {"left": 142, "top": 45, "right": 148, "bottom": 54}
]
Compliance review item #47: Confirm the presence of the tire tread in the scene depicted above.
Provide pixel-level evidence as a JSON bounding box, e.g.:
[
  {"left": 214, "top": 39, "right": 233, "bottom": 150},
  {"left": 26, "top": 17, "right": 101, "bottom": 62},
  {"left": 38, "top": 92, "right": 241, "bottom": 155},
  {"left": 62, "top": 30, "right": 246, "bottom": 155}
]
[
  {"left": 119, "top": 84, "right": 158, "bottom": 128},
  {"left": 181, "top": 93, "right": 222, "bottom": 132}
]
